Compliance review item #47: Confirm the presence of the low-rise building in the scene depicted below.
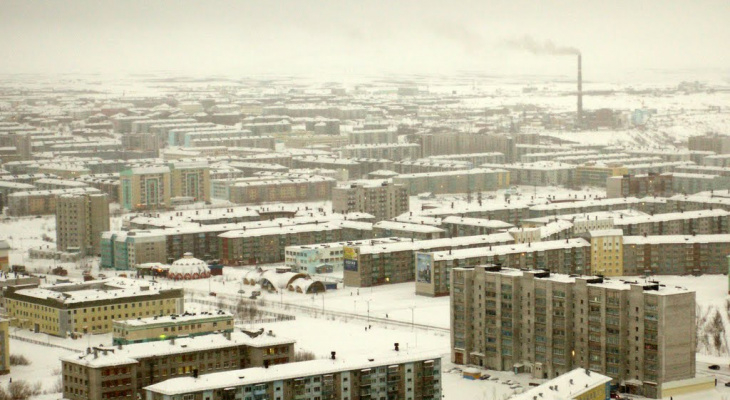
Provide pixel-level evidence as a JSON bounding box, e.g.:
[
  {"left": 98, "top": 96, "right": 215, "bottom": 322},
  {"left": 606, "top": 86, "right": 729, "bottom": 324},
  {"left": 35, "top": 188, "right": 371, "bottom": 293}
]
[
  {"left": 62, "top": 330, "right": 295, "bottom": 400},
  {"left": 623, "top": 234, "right": 730, "bottom": 275},
  {"left": 5, "top": 278, "right": 184, "bottom": 337},
  {"left": 143, "top": 352, "right": 442, "bottom": 400},
  {"left": 112, "top": 310, "right": 234, "bottom": 345},
  {"left": 441, "top": 216, "right": 513, "bottom": 237},
  {"left": 613, "top": 209, "right": 729, "bottom": 236},
  {"left": 284, "top": 237, "right": 407, "bottom": 274}
]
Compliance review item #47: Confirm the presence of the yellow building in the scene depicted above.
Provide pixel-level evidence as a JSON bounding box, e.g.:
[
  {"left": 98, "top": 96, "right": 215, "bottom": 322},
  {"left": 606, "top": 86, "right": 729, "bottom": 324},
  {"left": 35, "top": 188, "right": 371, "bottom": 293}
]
[
  {"left": 575, "top": 164, "right": 628, "bottom": 187},
  {"left": 512, "top": 368, "right": 612, "bottom": 400},
  {"left": 0, "top": 319, "right": 9, "bottom": 374},
  {"left": 169, "top": 161, "right": 210, "bottom": 203},
  {"left": 120, "top": 166, "right": 171, "bottom": 211},
  {"left": 4, "top": 279, "right": 183, "bottom": 337},
  {"left": 0, "top": 240, "right": 9, "bottom": 273},
  {"left": 589, "top": 229, "right": 624, "bottom": 276}
]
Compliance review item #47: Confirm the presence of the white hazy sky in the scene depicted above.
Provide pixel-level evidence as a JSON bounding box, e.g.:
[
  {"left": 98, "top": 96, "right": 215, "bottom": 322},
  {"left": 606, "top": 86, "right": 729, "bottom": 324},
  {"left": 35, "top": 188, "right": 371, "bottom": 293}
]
[{"left": 1, "top": 0, "right": 729, "bottom": 79}]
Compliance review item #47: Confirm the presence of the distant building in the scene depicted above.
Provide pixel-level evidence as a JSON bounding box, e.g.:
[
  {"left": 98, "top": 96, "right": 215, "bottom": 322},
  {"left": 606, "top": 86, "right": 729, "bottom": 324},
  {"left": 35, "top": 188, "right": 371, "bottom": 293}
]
[
  {"left": 56, "top": 193, "right": 110, "bottom": 256},
  {"left": 112, "top": 310, "right": 234, "bottom": 345},
  {"left": 332, "top": 181, "right": 409, "bottom": 222},
  {"left": 588, "top": 229, "right": 624, "bottom": 276},
  {"left": 689, "top": 133, "right": 730, "bottom": 154},
  {"left": 169, "top": 161, "right": 210, "bottom": 203},
  {"left": 606, "top": 173, "right": 674, "bottom": 198},
  {"left": 392, "top": 168, "right": 510, "bottom": 196},
  {"left": 575, "top": 164, "right": 628, "bottom": 187},
  {"left": 120, "top": 166, "right": 171, "bottom": 211}
]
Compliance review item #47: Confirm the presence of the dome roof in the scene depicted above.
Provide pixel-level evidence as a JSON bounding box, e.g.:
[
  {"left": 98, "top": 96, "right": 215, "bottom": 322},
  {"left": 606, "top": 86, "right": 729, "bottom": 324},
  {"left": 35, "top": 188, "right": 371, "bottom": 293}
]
[{"left": 169, "top": 253, "right": 208, "bottom": 276}]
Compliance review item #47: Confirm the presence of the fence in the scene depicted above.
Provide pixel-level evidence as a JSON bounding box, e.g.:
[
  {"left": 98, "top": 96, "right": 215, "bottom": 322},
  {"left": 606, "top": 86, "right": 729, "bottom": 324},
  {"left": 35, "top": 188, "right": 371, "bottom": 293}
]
[{"left": 10, "top": 334, "right": 80, "bottom": 353}]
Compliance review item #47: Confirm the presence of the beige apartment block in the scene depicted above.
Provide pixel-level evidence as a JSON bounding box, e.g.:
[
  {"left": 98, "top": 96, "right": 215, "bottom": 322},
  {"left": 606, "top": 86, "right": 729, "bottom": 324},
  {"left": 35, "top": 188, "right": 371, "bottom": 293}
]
[{"left": 56, "top": 192, "right": 110, "bottom": 256}]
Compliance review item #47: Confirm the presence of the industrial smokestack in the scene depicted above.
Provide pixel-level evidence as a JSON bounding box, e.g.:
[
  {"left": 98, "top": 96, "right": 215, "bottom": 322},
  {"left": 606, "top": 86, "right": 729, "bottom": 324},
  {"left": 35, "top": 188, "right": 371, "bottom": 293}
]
[{"left": 577, "top": 53, "right": 583, "bottom": 130}]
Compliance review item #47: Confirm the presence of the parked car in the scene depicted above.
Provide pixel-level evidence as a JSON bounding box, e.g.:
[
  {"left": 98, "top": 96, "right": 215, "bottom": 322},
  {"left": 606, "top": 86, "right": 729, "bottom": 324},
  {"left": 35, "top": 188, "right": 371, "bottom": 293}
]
[
  {"left": 709, "top": 364, "right": 720, "bottom": 370},
  {"left": 209, "top": 292, "right": 217, "bottom": 297},
  {"left": 479, "top": 374, "right": 490, "bottom": 380},
  {"left": 725, "top": 382, "right": 730, "bottom": 387}
]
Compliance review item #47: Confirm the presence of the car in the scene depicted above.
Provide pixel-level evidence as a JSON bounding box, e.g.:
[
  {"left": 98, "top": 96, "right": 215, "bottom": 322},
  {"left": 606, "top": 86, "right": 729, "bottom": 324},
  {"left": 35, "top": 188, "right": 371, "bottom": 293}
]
[
  {"left": 238, "top": 289, "right": 246, "bottom": 294},
  {"left": 479, "top": 374, "right": 490, "bottom": 380},
  {"left": 709, "top": 364, "right": 720, "bottom": 370},
  {"left": 725, "top": 382, "right": 730, "bottom": 387},
  {"left": 489, "top": 377, "right": 499, "bottom": 381},
  {"left": 529, "top": 382, "right": 540, "bottom": 387}
]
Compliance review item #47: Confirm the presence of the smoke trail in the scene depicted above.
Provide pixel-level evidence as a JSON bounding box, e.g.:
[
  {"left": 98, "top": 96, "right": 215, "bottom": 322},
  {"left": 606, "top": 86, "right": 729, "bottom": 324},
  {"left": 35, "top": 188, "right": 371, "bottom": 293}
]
[{"left": 504, "top": 35, "right": 580, "bottom": 56}]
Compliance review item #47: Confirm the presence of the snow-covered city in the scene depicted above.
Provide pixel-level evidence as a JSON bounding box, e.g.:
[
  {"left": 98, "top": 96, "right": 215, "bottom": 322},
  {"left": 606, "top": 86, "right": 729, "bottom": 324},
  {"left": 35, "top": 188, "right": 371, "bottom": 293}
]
[{"left": 1, "top": 2, "right": 730, "bottom": 400}]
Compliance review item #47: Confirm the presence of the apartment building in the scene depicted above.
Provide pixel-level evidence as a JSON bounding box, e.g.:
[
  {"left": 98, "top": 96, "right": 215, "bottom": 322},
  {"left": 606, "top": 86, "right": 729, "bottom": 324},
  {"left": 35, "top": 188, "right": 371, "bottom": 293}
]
[
  {"left": 441, "top": 216, "right": 514, "bottom": 237},
  {"left": 418, "top": 202, "right": 529, "bottom": 226},
  {"left": 6, "top": 187, "right": 102, "bottom": 216},
  {"left": 419, "top": 239, "right": 591, "bottom": 296},
  {"left": 120, "top": 166, "right": 172, "bottom": 211},
  {"left": 486, "top": 162, "right": 576, "bottom": 187},
  {"left": 606, "top": 173, "right": 674, "bottom": 198},
  {"left": 450, "top": 266, "right": 696, "bottom": 398},
  {"left": 112, "top": 310, "right": 234, "bottom": 345},
  {"left": 393, "top": 168, "right": 510, "bottom": 196},
  {"left": 589, "top": 229, "right": 624, "bottom": 276},
  {"left": 4, "top": 279, "right": 183, "bottom": 337},
  {"left": 688, "top": 133, "right": 730, "bottom": 154},
  {"left": 332, "top": 181, "right": 409, "bottom": 221},
  {"left": 55, "top": 192, "right": 110, "bottom": 256},
  {"left": 373, "top": 221, "right": 445, "bottom": 240},
  {"left": 228, "top": 177, "right": 335, "bottom": 204},
  {"left": 169, "top": 161, "right": 210, "bottom": 203},
  {"left": 417, "top": 132, "right": 515, "bottom": 161},
  {"left": 427, "top": 152, "right": 505, "bottom": 166},
  {"left": 101, "top": 231, "right": 168, "bottom": 270},
  {"left": 218, "top": 223, "right": 345, "bottom": 266},
  {"left": 622, "top": 234, "right": 730, "bottom": 276},
  {"left": 575, "top": 164, "right": 628, "bottom": 187},
  {"left": 528, "top": 197, "right": 671, "bottom": 219},
  {"left": 144, "top": 352, "right": 442, "bottom": 400},
  {"left": 613, "top": 209, "right": 729, "bottom": 236},
  {"left": 284, "top": 237, "right": 407, "bottom": 274},
  {"left": 342, "top": 232, "right": 514, "bottom": 288},
  {"left": 62, "top": 331, "right": 295, "bottom": 400},
  {"left": 339, "top": 143, "right": 421, "bottom": 161},
  {"left": 347, "top": 128, "right": 398, "bottom": 144},
  {"left": 393, "top": 159, "right": 470, "bottom": 174}
]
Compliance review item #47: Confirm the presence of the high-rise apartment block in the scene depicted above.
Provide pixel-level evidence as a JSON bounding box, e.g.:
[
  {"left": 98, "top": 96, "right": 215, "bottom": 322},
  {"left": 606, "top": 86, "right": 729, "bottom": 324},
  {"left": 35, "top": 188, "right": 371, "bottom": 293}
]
[
  {"left": 450, "top": 265, "right": 696, "bottom": 398},
  {"left": 120, "top": 166, "right": 171, "bottom": 211},
  {"left": 169, "top": 161, "right": 210, "bottom": 203},
  {"left": 56, "top": 193, "right": 110, "bottom": 256},
  {"left": 332, "top": 181, "right": 409, "bottom": 221}
]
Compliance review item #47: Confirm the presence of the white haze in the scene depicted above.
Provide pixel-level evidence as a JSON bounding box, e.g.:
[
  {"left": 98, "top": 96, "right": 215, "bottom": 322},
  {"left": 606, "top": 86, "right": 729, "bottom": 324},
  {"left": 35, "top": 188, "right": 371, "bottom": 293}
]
[{"left": 0, "top": 0, "right": 729, "bottom": 81}]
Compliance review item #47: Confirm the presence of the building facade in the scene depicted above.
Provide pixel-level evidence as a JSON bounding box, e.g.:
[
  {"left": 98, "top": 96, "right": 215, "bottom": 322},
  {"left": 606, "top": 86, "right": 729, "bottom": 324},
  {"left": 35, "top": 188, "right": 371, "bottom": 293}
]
[
  {"left": 56, "top": 192, "right": 110, "bottom": 256},
  {"left": 120, "top": 166, "right": 172, "bottom": 211},
  {"left": 5, "top": 279, "right": 184, "bottom": 337},
  {"left": 450, "top": 266, "right": 696, "bottom": 398},
  {"left": 143, "top": 353, "right": 441, "bottom": 400},
  {"left": 332, "top": 181, "right": 409, "bottom": 221},
  {"left": 62, "top": 331, "right": 295, "bottom": 400}
]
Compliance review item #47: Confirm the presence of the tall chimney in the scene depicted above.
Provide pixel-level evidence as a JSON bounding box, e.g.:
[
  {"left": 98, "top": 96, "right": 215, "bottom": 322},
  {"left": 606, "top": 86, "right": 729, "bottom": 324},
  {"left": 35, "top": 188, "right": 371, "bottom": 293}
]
[{"left": 577, "top": 53, "right": 583, "bottom": 129}]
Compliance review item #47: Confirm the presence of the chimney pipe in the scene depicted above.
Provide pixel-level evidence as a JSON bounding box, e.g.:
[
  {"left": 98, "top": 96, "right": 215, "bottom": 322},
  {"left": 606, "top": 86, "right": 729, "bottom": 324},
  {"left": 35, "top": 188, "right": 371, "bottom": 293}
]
[
  {"left": 331, "top": 351, "right": 336, "bottom": 360},
  {"left": 394, "top": 343, "right": 399, "bottom": 352},
  {"left": 577, "top": 53, "right": 583, "bottom": 129}
]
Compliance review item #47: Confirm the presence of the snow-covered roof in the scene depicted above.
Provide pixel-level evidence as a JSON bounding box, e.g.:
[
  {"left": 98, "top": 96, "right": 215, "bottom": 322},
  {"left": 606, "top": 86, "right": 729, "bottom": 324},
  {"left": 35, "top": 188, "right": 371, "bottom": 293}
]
[
  {"left": 431, "top": 239, "right": 589, "bottom": 262},
  {"left": 62, "top": 331, "right": 295, "bottom": 368},
  {"left": 373, "top": 221, "right": 445, "bottom": 234},
  {"left": 623, "top": 234, "right": 730, "bottom": 245},
  {"left": 588, "top": 229, "right": 624, "bottom": 238},
  {"left": 511, "top": 368, "right": 611, "bottom": 400},
  {"left": 353, "top": 232, "right": 513, "bottom": 255},
  {"left": 441, "top": 216, "right": 513, "bottom": 229},
  {"left": 144, "top": 352, "right": 440, "bottom": 395},
  {"left": 614, "top": 209, "right": 729, "bottom": 225}
]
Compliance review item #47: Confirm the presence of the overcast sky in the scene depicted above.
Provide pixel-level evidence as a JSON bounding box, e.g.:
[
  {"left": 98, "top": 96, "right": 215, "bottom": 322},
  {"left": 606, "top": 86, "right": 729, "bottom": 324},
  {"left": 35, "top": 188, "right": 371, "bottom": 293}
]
[{"left": 1, "top": 0, "right": 728, "bottom": 79}]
